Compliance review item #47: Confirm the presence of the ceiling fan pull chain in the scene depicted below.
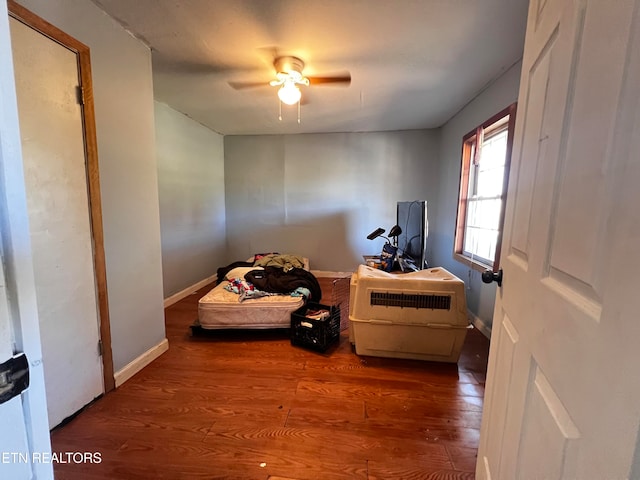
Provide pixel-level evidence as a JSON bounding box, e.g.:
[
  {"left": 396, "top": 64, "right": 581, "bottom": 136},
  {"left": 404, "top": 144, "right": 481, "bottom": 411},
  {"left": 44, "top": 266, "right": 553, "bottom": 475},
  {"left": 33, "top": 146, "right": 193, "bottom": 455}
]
[
  {"left": 278, "top": 100, "right": 282, "bottom": 121},
  {"left": 297, "top": 101, "right": 301, "bottom": 124}
]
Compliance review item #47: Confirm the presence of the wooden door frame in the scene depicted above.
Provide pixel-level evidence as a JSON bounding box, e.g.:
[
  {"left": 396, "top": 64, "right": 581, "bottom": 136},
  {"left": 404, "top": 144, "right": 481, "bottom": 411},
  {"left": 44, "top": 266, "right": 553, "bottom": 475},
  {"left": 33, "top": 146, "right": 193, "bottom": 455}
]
[{"left": 8, "top": 1, "right": 115, "bottom": 392}]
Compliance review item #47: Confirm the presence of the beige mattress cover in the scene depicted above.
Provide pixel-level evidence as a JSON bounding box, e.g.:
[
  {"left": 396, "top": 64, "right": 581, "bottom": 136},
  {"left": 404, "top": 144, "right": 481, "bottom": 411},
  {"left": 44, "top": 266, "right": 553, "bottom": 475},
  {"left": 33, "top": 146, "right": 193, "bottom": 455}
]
[{"left": 198, "top": 280, "right": 305, "bottom": 329}]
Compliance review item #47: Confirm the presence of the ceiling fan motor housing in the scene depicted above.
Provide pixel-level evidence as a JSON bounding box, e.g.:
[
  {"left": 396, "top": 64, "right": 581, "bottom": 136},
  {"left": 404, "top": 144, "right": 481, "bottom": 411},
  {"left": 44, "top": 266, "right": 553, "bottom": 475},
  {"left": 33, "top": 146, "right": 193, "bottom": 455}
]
[{"left": 274, "top": 56, "right": 305, "bottom": 77}]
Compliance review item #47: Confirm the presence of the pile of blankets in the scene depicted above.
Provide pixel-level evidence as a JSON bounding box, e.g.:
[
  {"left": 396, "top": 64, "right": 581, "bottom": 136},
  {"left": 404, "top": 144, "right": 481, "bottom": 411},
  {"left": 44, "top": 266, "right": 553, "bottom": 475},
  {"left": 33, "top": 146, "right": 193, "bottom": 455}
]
[{"left": 216, "top": 254, "right": 322, "bottom": 303}]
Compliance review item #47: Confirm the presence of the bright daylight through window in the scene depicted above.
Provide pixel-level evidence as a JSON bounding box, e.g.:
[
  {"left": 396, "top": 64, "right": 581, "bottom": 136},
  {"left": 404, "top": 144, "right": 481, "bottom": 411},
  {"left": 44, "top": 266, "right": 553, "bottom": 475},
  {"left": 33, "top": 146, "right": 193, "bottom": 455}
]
[{"left": 455, "top": 103, "right": 516, "bottom": 270}]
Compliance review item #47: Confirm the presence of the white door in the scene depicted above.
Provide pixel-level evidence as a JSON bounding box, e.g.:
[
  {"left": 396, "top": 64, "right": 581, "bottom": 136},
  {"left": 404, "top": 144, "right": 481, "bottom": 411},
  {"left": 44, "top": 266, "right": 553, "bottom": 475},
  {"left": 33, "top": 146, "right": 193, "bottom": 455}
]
[
  {"left": 0, "top": 2, "right": 52, "bottom": 478},
  {"left": 10, "top": 16, "right": 104, "bottom": 428},
  {"left": 0, "top": 251, "right": 33, "bottom": 480},
  {"left": 477, "top": 0, "right": 640, "bottom": 479}
]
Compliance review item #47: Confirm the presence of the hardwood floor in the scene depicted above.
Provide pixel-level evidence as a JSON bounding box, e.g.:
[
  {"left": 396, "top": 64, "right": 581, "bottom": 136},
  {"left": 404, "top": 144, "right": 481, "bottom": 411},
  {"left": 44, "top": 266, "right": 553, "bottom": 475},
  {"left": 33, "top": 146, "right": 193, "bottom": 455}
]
[{"left": 51, "top": 277, "right": 490, "bottom": 479}]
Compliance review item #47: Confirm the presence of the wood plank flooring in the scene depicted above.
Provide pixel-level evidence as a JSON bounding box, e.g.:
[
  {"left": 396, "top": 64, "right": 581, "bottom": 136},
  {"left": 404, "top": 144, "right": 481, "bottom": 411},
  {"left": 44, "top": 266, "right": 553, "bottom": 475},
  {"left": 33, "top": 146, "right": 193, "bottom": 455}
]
[{"left": 50, "top": 277, "right": 490, "bottom": 479}]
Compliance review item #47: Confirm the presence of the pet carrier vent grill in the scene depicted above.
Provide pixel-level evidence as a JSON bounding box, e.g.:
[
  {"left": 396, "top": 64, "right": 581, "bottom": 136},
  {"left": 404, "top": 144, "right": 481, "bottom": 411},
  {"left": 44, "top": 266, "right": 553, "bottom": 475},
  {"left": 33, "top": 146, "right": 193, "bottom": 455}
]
[{"left": 370, "top": 292, "right": 451, "bottom": 310}]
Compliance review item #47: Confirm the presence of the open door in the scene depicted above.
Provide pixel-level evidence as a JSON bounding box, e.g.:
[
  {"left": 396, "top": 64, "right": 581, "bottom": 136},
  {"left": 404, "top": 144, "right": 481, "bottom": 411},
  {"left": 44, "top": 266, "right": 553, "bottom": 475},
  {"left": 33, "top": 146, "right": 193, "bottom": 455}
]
[
  {"left": 0, "top": 251, "right": 36, "bottom": 480},
  {"left": 8, "top": 1, "right": 114, "bottom": 429},
  {"left": 477, "top": 0, "right": 640, "bottom": 478}
]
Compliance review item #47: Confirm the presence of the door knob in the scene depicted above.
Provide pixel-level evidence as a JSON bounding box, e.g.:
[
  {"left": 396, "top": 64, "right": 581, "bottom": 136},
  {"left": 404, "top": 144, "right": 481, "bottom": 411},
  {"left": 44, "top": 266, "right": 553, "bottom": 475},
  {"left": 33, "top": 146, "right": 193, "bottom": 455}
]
[{"left": 482, "top": 269, "right": 503, "bottom": 287}]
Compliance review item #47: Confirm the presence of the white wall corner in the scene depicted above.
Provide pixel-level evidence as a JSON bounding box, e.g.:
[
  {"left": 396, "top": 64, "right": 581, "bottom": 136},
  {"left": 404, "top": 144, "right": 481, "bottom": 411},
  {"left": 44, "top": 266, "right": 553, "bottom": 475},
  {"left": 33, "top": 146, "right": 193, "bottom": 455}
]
[
  {"left": 468, "top": 309, "right": 492, "bottom": 339},
  {"left": 163, "top": 274, "right": 216, "bottom": 308},
  {"left": 114, "top": 338, "right": 169, "bottom": 387}
]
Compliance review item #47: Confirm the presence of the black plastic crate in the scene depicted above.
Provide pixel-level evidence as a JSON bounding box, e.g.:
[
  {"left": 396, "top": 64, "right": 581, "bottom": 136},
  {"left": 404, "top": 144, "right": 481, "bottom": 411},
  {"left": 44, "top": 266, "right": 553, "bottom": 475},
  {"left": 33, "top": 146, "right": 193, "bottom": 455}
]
[{"left": 291, "top": 302, "right": 341, "bottom": 352}]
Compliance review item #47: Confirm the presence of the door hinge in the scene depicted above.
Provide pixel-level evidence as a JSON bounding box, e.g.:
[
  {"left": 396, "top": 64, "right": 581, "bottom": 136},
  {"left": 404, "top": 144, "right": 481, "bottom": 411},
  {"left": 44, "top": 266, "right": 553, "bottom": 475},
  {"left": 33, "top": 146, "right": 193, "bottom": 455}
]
[
  {"left": 0, "top": 353, "right": 29, "bottom": 405},
  {"left": 97, "top": 339, "right": 103, "bottom": 356},
  {"left": 76, "top": 85, "right": 85, "bottom": 105}
]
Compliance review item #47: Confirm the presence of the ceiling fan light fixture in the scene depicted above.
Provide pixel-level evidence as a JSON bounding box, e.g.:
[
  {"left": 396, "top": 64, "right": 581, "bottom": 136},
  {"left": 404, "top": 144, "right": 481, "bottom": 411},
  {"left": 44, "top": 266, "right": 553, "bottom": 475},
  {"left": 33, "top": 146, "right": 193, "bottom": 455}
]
[{"left": 278, "top": 81, "right": 301, "bottom": 105}]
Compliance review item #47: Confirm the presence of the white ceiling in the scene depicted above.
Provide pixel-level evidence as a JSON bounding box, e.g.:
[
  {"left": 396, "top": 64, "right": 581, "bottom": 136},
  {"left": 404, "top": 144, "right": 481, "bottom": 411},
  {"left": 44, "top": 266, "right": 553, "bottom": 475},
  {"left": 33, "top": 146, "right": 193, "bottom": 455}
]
[{"left": 92, "top": 0, "right": 529, "bottom": 135}]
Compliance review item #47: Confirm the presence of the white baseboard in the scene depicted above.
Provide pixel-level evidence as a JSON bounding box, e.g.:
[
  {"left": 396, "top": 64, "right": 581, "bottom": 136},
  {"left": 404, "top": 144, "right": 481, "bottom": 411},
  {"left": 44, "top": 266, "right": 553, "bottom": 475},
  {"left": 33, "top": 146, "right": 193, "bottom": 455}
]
[
  {"left": 468, "top": 310, "right": 492, "bottom": 339},
  {"left": 164, "top": 274, "right": 217, "bottom": 308},
  {"left": 114, "top": 338, "right": 169, "bottom": 388},
  {"left": 311, "top": 270, "right": 353, "bottom": 278}
]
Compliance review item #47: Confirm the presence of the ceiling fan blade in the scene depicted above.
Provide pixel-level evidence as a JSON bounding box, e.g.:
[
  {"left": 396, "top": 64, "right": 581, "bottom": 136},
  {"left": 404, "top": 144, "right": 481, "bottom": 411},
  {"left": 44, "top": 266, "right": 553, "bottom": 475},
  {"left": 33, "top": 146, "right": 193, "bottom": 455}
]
[
  {"left": 228, "top": 80, "right": 269, "bottom": 90},
  {"left": 307, "top": 73, "right": 351, "bottom": 86}
]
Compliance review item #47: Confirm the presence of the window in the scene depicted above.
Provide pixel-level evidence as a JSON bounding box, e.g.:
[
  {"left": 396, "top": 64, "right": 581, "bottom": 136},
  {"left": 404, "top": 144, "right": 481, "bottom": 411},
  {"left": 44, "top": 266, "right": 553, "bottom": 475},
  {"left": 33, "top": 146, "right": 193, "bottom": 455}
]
[{"left": 454, "top": 103, "right": 516, "bottom": 270}]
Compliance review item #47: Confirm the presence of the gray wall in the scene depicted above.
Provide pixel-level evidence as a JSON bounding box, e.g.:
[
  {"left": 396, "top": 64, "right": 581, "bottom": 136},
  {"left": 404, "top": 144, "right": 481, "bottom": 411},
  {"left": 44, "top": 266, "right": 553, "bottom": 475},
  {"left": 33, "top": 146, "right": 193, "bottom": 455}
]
[
  {"left": 224, "top": 130, "right": 440, "bottom": 271},
  {"left": 431, "top": 61, "right": 523, "bottom": 334},
  {"left": 17, "top": 0, "right": 166, "bottom": 371},
  {"left": 155, "top": 102, "right": 226, "bottom": 297}
]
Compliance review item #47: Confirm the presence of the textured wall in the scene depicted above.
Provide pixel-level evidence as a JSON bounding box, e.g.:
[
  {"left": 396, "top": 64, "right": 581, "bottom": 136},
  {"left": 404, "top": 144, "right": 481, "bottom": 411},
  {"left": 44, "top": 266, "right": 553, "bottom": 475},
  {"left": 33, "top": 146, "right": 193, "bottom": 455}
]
[
  {"left": 155, "top": 102, "right": 226, "bottom": 297},
  {"left": 224, "top": 130, "right": 440, "bottom": 271}
]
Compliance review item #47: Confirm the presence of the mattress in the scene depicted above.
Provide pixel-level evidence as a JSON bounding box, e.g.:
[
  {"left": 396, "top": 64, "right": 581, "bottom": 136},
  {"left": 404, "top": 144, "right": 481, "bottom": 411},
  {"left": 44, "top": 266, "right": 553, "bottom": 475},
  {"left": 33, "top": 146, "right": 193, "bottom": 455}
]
[
  {"left": 198, "top": 256, "right": 309, "bottom": 330},
  {"left": 198, "top": 281, "right": 305, "bottom": 329}
]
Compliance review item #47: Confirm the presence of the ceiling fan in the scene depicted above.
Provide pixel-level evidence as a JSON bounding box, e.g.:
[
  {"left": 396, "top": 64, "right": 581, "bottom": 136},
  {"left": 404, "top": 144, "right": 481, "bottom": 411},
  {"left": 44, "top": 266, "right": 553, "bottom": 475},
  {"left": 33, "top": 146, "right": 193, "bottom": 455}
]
[{"left": 228, "top": 56, "right": 351, "bottom": 108}]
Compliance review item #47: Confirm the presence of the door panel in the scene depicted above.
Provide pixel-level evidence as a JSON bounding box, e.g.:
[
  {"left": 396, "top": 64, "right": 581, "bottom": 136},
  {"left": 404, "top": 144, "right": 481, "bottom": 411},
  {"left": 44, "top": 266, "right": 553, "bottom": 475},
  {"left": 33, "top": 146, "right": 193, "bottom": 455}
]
[
  {"left": 10, "top": 15, "right": 103, "bottom": 429},
  {"left": 516, "top": 366, "right": 580, "bottom": 479},
  {"left": 480, "top": 313, "right": 519, "bottom": 479},
  {"left": 546, "top": 1, "right": 632, "bottom": 298},
  {"left": 508, "top": 33, "right": 553, "bottom": 264},
  {"left": 478, "top": 0, "right": 640, "bottom": 479},
  {"left": 481, "top": 307, "right": 532, "bottom": 480}
]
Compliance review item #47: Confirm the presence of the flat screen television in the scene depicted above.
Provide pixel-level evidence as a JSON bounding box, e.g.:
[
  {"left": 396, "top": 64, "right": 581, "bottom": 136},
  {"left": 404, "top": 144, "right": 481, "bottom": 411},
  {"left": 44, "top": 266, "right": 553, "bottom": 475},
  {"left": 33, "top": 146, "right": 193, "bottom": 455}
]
[{"left": 396, "top": 201, "right": 428, "bottom": 269}]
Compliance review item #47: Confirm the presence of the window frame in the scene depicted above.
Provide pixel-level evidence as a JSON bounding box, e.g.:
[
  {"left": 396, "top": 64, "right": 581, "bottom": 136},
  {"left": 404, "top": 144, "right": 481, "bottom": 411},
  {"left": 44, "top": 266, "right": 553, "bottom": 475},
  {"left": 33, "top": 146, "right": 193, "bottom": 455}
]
[{"left": 454, "top": 103, "right": 517, "bottom": 272}]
